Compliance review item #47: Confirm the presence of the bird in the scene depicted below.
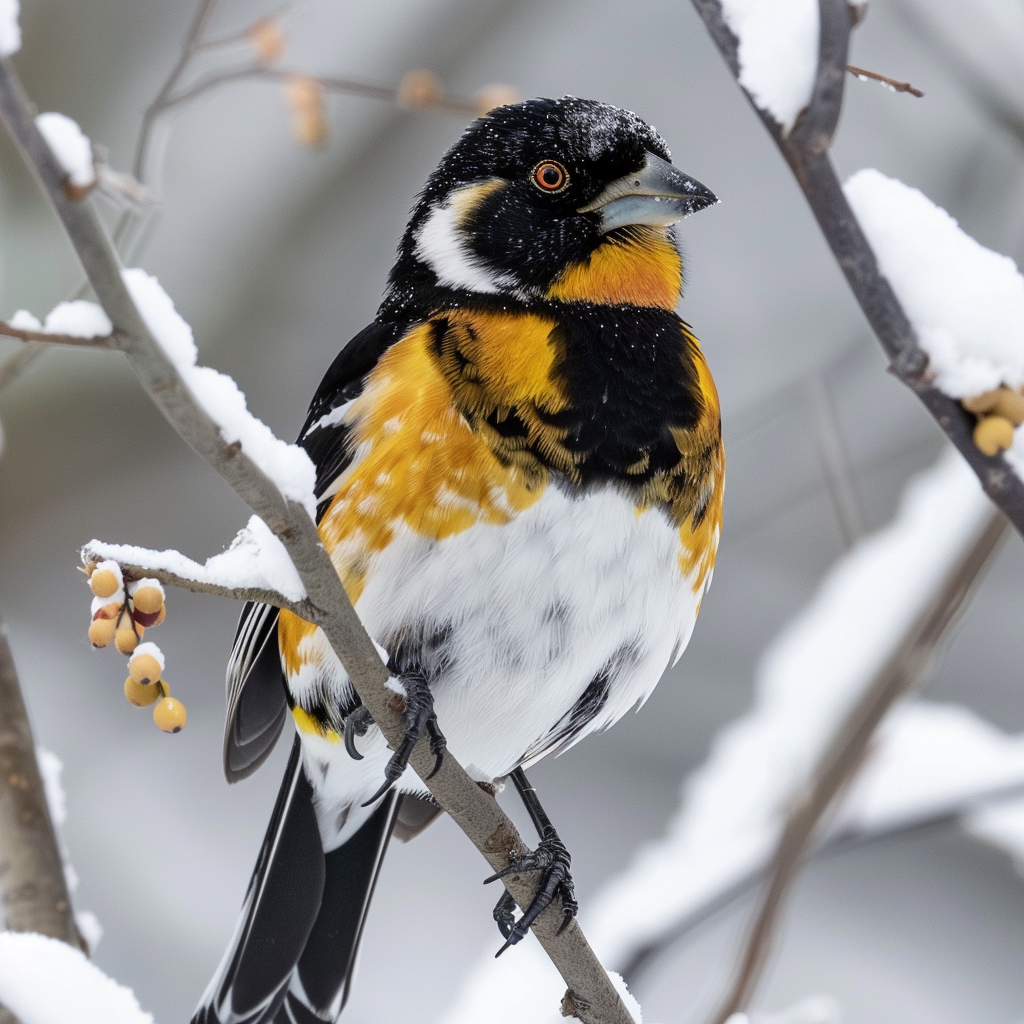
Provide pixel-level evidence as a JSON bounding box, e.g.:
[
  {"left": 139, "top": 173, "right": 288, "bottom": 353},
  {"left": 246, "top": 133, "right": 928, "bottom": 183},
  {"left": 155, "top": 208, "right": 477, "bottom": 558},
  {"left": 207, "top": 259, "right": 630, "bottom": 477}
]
[{"left": 193, "top": 95, "right": 723, "bottom": 1024}]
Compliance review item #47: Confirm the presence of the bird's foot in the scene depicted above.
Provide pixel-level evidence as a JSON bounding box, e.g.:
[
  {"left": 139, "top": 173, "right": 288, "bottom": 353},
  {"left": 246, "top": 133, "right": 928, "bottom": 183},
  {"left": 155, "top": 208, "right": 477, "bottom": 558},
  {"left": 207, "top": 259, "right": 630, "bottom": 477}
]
[
  {"left": 361, "top": 673, "right": 445, "bottom": 806},
  {"left": 484, "top": 825, "right": 578, "bottom": 955}
]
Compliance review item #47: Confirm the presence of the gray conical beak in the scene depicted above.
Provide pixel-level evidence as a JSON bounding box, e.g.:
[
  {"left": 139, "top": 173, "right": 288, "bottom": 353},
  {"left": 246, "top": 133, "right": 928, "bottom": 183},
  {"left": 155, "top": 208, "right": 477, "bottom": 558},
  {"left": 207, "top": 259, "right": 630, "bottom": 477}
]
[{"left": 579, "top": 153, "right": 718, "bottom": 234}]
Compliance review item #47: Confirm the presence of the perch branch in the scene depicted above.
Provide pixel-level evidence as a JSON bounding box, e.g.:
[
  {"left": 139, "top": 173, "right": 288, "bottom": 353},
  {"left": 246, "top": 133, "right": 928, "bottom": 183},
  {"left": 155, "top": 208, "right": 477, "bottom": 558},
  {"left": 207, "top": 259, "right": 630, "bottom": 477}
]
[
  {"left": 691, "top": 0, "right": 1024, "bottom": 539},
  {"left": 0, "top": 615, "right": 81, "bottom": 949},
  {"left": 0, "top": 56, "right": 631, "bottom": 1024},
  {"left": 0, "top": 322, "right": 116, "bottom": 348}
]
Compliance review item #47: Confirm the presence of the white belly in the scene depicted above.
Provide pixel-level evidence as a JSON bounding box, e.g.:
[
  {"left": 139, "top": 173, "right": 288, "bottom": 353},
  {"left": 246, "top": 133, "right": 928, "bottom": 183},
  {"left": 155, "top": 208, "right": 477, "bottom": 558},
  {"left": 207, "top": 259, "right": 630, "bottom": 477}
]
[{"left": 295, "top": 485, "right": 703, "bottom": 849}]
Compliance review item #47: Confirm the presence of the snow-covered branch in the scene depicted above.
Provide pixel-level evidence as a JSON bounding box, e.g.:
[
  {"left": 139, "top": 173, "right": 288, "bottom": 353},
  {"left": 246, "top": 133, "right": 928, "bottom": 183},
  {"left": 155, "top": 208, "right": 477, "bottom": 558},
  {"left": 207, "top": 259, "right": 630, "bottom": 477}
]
[
  {"left": 690, "top": 0, "right": 1024, "bottom": 538},
  {"left": 0, "top": 53, "right": 633, "bottom": 1024}
]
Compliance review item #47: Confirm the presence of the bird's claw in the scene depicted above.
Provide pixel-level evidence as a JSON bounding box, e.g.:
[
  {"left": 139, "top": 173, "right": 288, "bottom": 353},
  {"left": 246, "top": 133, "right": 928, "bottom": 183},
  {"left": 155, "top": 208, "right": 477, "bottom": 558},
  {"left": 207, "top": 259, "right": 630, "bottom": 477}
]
[
  {"left": 343, "top": 705, "right": 373, "bottom": 760},
  {"left": 361, "top": 673, "right": 446, "bottom": 806},
  {"left": 484, "top": 825, "right": 577, "bottom": 955}
]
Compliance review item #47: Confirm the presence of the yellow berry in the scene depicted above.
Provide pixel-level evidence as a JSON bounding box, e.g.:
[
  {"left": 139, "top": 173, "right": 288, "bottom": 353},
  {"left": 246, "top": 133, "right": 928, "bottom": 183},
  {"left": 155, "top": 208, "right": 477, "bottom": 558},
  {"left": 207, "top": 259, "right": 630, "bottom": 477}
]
[
  {"left": 961, "top": 389, "right": 1001, "bottom": 414},
  {"left": 247, "top": 17, "right": 284, "bottom": 64},
  {"left": 115, "top": 628, "right": 140, "bottom": 655},
  {"left": 973, "top": 414, "right": 1016, "bottom": 457},
  {"left": 90, "top": 569, "right": 119, "bottom": 599},
  {"left": 88, "top": 618, "right": 116, "bottom": 648},
  {"left": 154, "top": 697, "right": 186, "bottom": 733},
  {"left": 154, "top": 605, "right": 166, "bottom": 626},
  {"left": 124, "top": 676, "right": 160, "bottom": 707},
  {"left": 475, "top": 83, "right": 520, "bottom": 116},
  {"left": 132, "top": 586, "right": 163, "bottom": 615},
  {"left": 992, "top": 388, "right": 1024, "bottom": 427},
  {"left": 397, "top": 68, "right": 443, "bottom": 109},
  {"left": 129, "top": 653, "right": 161, "bottom": 686}
]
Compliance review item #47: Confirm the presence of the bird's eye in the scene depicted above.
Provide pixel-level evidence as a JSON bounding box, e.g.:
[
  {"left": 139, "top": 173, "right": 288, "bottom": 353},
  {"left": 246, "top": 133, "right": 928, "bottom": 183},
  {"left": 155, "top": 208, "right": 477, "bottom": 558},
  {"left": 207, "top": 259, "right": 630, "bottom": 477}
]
[{"left": 532, "top": 160, "right": 569, "bottom": 193}]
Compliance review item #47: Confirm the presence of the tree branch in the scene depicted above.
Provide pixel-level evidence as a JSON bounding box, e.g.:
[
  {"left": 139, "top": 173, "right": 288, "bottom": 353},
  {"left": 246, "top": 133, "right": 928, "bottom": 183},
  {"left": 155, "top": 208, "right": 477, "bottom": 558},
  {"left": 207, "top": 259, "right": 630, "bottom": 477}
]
[
  {"left": 707, "top": 507, "right": 1008, "bottom": 1021},
  {"left": 0, "top": 615, "right": 81, "bottom": 949},
  {"left": 0, "top": 322, "right": 116, "bottom": 348},
  {"left": 690, "top": 0, "right": 1024, "bottom": 539},
  {"left": 0, "top": 56, "right": 632, "bottom": 1024}
]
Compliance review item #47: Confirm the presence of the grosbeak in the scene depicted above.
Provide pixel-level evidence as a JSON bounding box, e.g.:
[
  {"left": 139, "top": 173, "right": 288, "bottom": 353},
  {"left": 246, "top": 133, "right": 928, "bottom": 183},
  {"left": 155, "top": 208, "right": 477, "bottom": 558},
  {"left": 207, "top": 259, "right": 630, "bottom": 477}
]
[{"left": 194, "top": 96, "right": 722, "bottom": 1024}]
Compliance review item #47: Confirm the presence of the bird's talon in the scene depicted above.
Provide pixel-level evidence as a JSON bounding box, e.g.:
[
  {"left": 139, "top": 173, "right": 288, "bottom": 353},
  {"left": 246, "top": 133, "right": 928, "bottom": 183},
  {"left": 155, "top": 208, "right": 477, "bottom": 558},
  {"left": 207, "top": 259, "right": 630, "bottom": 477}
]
[{"left": 343, "top": 705, "right": 373, "bottom": 761}]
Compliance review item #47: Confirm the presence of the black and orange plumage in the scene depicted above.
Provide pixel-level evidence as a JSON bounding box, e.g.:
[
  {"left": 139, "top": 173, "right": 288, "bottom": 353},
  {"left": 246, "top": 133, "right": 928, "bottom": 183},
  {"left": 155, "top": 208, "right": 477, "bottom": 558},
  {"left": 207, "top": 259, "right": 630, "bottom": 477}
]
[{"left": 196, "top": 96, "right": 722, "bottom": 1024}]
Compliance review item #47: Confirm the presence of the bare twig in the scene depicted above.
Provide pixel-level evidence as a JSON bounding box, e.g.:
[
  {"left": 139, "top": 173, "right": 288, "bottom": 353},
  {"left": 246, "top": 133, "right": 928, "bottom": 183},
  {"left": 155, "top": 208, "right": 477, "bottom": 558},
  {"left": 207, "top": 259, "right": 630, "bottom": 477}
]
[
  {"left": 690, "top": 0, "right": 1024, "bottom": 537},
  {"left": 0, "top": 323, "right": 116, "bottom": 348},
  {"left": 0, "top": 55, "right": 631, "bottom": 1024},
  {"left": 0, "top": 344, "right": 44, "bottom": 392},
  {"left": 809, "top": 374, "right": 864, "bottom": 548},
  {"left": 846, "top": 64, "right": 924, "bottom": 97},
  {"left": 0, "top": 616, "right": 81, "bottom": 948},
  {"left": 706, "top": 508, "right": 1007, "bottom": 1021}
]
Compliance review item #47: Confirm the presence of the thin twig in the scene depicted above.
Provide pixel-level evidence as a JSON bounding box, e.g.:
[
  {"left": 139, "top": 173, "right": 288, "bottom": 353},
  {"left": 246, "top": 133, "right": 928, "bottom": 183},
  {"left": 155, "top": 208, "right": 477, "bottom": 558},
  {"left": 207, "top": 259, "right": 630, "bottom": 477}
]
[
  {"left": 0, "top": 323, "right": 117, "bottom": 348},
  {"left": 0, "top": 55, "right": 631, "bottom": 1024},
  {"left": 706, "top": 508, "right": 1008, "bottom": 1022},
  {"left": 846, "top": 64, "right": 924, "bottom": 97},
  {"left": 0, "top": 344, "right": 44, "bottom": 392},
  {"left": 690, "top": 0, "right": 1024, "bottom": 538},
  {"left": 0, "top": 616, "right": 81, "bottom": 948}
]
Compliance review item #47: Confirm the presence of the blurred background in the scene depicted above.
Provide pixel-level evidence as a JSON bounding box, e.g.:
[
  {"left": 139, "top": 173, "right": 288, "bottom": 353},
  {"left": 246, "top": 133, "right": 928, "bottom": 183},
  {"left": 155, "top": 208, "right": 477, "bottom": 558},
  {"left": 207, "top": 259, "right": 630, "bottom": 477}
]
[{"left": 1, "top": 0, "right": 1024, "bottom": 1021}]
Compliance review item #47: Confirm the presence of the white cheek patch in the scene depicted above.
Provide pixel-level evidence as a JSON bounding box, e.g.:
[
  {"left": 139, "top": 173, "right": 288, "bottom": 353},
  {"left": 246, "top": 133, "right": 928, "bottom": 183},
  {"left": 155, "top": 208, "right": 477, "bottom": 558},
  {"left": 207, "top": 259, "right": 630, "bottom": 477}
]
[{"left": 415, "top": 181, "right": 516, "bottom": 294}]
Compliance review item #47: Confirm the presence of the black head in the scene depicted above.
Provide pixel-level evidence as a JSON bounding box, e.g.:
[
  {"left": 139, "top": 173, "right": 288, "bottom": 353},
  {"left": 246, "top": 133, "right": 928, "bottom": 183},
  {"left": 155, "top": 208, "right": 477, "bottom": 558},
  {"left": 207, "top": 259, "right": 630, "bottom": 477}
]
[{"left": 380, "top": 97, "right": 716, "bottom": 315}]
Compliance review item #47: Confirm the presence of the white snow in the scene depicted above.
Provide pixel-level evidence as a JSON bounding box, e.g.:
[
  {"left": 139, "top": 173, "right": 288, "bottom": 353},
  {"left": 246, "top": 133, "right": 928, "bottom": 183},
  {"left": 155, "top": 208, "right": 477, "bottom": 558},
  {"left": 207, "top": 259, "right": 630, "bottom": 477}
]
[
  {"left": 966, "top": 796, "right": 1024, "bottom": 871},
  {"left": 36, "top": 112, "right": 95, "bottom": 189},
  {"left": 0, "top": 932, "right": 154, "bottom": 1024},
  {"left": 128, "top": 578, "right": 164, "bottom": 600},
  {"left": 8, "top": 301, "right": 112, "bottom": 338},
  {"left": 87, "top": 514, "right": 307, "bottom": 604},
  {"left": 0, "top": 0, "right": 20, "bottom": 56},
  {"left": 608, "top": 971, "right": 643, "bottom": 1023},
  {"left": 122, "top": 268, "right": 317, "bottom": 518},
  {"left": 719, "top": 0, "right": 819, "bottom": 131},
  {"left": 845, "top": 169, "right": 1024, "bottom": 399},
  {"left": 74, "top": 911, "right": 104, "bottom": 956},
  {"left": 130, "top": 642, "right": 165, "bottom": 674}
]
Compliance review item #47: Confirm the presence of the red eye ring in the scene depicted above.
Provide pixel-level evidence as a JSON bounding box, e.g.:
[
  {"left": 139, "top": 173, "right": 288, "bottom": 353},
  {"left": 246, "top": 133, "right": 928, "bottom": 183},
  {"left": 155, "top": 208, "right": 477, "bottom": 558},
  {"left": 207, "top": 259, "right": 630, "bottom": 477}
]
[{"left": 532, "top": 160, "right": 569, "bottom": 192}]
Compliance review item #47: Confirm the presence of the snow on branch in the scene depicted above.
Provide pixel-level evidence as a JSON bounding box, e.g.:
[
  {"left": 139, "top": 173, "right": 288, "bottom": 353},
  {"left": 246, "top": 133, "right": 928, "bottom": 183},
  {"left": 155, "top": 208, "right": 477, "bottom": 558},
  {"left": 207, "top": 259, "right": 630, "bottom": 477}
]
[
  {"left": 0, "top": 302, "right": 115, "bottom": 347},
  {"left": 0, "top": 53, "right": 634, "bottom": 1024},
  {"left": 0, "top": 933, "right": 154, "bottom": 1024},
  {"left": 36, "top": 112, "right": 95, "bottom": 193},
  {"left": 690, "top": 0, "right": 1024, "bottom": 538},
  {"left": 83, "top": 515, "right": 309, "bottom": 609},
  {"left": 0, "top": 0, "right": 19, "bottom": 58}
]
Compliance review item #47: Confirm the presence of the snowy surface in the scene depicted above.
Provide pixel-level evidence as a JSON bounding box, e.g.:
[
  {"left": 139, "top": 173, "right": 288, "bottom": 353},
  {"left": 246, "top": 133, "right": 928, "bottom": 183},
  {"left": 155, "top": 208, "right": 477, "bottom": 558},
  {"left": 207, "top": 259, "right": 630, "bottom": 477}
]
[
  {"left": 439, "top": 451, "right": 994, "bottom": 1020},
  {"left": 36, "top": 112, "right": 95, "bottom": 189},
  {"left": 966, "top": 796, "right": 1024, "bottom": 871},
  {"left": 0, "top": 932, "right": 154, "bottom": 1024},
  {"left": 88, "top": 514, "right": 307, "bottom": 604},
  {"left": 729, "top": 996, "right": 842, "bottom": 1024},
  {"left": 122, "top": 269, "right": 317, "bottom": 518},
  {"left": 9, "top": 300, "right": 112, "bottom": 337},
  {"left": 845, "top": 169, "right": 1024, "bottom": 399},
  {"left": 719, "top": 0, "right": 819, "bottom": 131},
  {"left": 0, "top": 0, "right": 20, "bottom": 56}
]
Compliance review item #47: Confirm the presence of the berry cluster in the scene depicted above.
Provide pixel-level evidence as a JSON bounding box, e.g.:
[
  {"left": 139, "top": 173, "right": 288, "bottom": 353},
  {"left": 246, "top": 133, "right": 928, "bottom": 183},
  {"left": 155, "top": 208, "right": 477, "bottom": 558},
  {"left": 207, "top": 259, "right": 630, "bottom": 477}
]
[
  {"left": 85, "top": 560, "right": 186, "bottom": 733},
  {"left": 963, "top": 386, "right": 1024, "bottom": 457}
]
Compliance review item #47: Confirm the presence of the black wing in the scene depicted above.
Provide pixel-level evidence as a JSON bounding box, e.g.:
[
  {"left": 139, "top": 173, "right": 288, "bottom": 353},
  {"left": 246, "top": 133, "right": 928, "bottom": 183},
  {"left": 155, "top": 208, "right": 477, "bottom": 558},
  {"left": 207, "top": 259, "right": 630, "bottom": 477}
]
[{"left": 222, "top": 319, "right": 413, "bottom": 783}]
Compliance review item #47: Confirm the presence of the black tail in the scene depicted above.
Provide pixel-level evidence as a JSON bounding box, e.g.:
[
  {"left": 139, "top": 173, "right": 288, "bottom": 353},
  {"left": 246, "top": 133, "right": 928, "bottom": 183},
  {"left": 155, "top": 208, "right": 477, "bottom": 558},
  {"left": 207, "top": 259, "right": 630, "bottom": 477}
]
[{"left": 193, "top": 737, "right": 398, "bottom": 1024}]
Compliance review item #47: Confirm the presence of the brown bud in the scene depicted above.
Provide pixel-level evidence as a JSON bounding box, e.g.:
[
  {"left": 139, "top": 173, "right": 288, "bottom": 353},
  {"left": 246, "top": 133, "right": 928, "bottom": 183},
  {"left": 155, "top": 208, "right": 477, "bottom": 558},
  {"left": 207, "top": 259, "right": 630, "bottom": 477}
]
[
  {"left": 124, "top": 676, "right": 160, "bottom": 708},
  {"left": 397, "top": 69, "right": 443, "bottom": 109},
  {"left": 129, "top": 653, "right": 161, "bottom": 686},
  {"left": 132, "top": 586, "right": 163, "bottom": 616},
  {"left": 88, "top": 618, "right": 116, "bottom": 648},
  {"left": 90, "top": 568, "right": 119, "bottom": 599},
  {"left": 973, "top": 414, "right": 1016, "bottom": 457},
  {"left": 992, "top": 388, "right": 1024, "bottom": 427},
  {"left": 474, "top": 83, "right": 521, "bottom": 116},
  {"left": 284, "top": 77, "right": 327, "bottom": 147},
  {"left": 247, "top": 18, "right": 284, "bottom": 64},
  {"left": 115, "top": 628, "right": 140, "bottom": 655},
  {"left": 154, "top": 697, "right": 187, "bottom": 734}
]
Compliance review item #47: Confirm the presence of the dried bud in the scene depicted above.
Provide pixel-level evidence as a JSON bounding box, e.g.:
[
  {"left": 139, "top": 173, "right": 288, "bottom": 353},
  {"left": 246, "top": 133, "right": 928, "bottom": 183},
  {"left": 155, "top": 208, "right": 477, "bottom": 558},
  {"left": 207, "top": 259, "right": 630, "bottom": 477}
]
[
  {"left": 154, "top": 697, "right": 187, "bottom": 734},
  {"left": 973, "top": 414, "right": 1015, "bottom": 457},
  {"left": 397, "top": 69, "right": 443, "bottom": 109},
  {"left": 992, "top": 388, "right": 1024, "bottom": 427},
  {"left": 132, "top": 585, "right": 164, "bottom": 616},
  {"left": 284, "top": 76, "right": 327, "bottom": 147},
  {"left": 247, "top": 18, "right": 284, "bottom": 64},
  {"left": 124, "top": 676, "right": 161, "bottom": 708},
  {"left": 88, "top": 618, "right": 116, "bottom": 648},
  {"left": 115, "top": 627, "right": 140, "bottom": 655},
  {"left": 474, "top": 83, "right": 521, "bottom": 116},
  {"left": 90, "top": 568, "right": 120, "bottom": 599}
]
